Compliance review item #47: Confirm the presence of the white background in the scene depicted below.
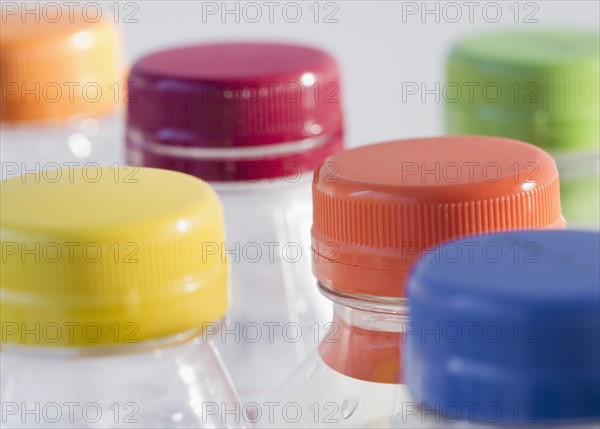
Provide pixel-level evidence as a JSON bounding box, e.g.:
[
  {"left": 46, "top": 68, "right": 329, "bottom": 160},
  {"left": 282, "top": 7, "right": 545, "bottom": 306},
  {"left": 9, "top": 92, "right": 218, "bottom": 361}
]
[{"left": 118, "top": 1, "right": 599, "bottom": 148}]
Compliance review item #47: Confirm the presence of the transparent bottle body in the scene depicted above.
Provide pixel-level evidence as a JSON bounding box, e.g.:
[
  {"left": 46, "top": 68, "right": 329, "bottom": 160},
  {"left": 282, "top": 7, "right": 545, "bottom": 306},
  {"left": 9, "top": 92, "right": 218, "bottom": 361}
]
[
  {"left": 0, "top": 110, "right": 125, "bottom": 180},
  {"left": 267, "top": 287, "right": 600, "bottom": 429},
  {"left": 0, "top": 330, "right": 246, "bottom": 428},
  {"left": 212, "top": 175, "right": 332, "bottom": 403},
  {"left": 446, "top": 108, "right": 599, "bottom": 230},
  {"left": 553, "top": 150, "right": 600, "bottom": 230},
  {"left": 265, "top": 287, "right": 409, "bottom": 428}
]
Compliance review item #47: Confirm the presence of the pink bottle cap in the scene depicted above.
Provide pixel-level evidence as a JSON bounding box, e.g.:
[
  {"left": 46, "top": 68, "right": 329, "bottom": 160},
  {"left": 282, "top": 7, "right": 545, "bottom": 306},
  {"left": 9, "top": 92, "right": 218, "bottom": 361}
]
[{"left": 126, "top": 42, "right": 344, "bottom": 182}]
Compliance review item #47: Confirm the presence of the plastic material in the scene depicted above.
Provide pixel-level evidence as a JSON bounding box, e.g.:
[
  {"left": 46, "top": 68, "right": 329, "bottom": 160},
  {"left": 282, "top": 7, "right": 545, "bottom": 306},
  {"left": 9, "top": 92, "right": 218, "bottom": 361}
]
[
  {"left": 1, "top": 12, "right": 123, "bottom": 122},
  {"left": 1, "top": 332, "right": 245, "bottom": 428},
  {"left": 446, "top": 30, "right": 600, "bottom": 228},
  {"left": 126, "top": 42, "right": 343, "bottom": 181},
  {"left": 0, "top": 113, "right": 125, "bottom": 181},
  {"left": 406, "top": 230, "right": 600, "bottom": 426},
  {"left": 1, "top": 168, "right": 227, "bottom": 346},
  {"left": 212, "top": 176, "right": 333, "bottom": 403},
  {"left": 126, "top": 42, "right": 345, "bottom": 403},
  {"left": 554, "top": 150, "right": 600, "bottom": 228},
  {"left": 0, "top": 167, "right": 242, "bottom": 428},
  {"left": 446, "top": 30, "right": 599, "bottom": 152},
  {"left": 312, "top": 136, "right": 564, "bottom": 298},
  {"left": 269, "top": 137, "right": 564, "bottom": 428},
  {"left": 0, "top": 9, "right": 125, "bottom": 176}
]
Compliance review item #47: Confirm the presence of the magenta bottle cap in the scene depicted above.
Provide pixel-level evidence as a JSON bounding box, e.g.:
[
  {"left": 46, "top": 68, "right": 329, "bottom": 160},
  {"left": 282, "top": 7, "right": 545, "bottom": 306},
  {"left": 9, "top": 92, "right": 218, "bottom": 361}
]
[{"left": 126, "top": 42, "right": 344, "bottom": 182}]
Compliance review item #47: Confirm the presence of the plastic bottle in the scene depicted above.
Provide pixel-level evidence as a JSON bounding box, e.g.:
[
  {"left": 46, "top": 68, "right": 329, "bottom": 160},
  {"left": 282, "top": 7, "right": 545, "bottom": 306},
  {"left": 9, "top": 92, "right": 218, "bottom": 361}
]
[
  {"left": 1, "top": 10, "right": 125, "bottom": 181},
  {"left": 267, "top": 135, "right": 564, "bottom": 428},
  {"left": 126, "top": 42, "right": 344, "bottom": 402},
  {"left": 445, "top": 30, "right": 600, "bottom": 229},
  {"left": 403, "top": 230, "right": 599, "bottom": 428},
  {"left": 0, "top": 167, "right": 245, "bottom": 428}
]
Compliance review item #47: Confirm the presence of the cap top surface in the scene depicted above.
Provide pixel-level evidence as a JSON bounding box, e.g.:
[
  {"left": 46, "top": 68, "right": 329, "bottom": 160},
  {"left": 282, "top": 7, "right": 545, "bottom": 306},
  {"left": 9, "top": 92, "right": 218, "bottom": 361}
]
[
  {"left": 452, "top": 30, "right": 600, "bottom": 68},
  {"left": 1, "top": 168, "right": 217, "bottom": 235},
  {"left": 1, "top": 168, "right": 227, "bottom": 346},
  {"left": 1, "top": 10, "right": 123, "bottom": 122},
  {"left": 311, "top": 136, "right": 563, "bottom": 298},
  {"left": 406, "top": 230, "right": 600, "bottom": 423},
  {"left": 327, "top": 135, "right": 553, "bottom": 189},
  {"left": 126, "top": 42, "right": 344, "bottom": 180},
  {"left": 412, "top": 230, "right": 599, "bottom": 303},
  {"left": 133, "top": 42, "right": 334, "bottom": 81},
  {"left": 2, "top": 15, "right": 98, "bottom": 41},
  {"left": 446, "top": 30, "right": 600, "bottom": 151}
]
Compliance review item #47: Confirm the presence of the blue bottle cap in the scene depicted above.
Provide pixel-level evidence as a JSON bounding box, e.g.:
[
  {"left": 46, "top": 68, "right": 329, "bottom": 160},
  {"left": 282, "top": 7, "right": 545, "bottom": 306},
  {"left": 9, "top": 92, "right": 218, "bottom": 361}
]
[{"left": 405, "top": 230, "right": 599, "bottom": 425}]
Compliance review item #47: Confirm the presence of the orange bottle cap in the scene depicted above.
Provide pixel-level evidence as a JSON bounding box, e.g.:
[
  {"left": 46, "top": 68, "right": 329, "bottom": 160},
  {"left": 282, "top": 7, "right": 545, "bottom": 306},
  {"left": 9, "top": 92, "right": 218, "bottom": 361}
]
[
  {"left": 312, "top": 135, "right": 564, "bottom": 298},
  {"left": 1, "top": 10, "right": 123, "bottom": 123}
]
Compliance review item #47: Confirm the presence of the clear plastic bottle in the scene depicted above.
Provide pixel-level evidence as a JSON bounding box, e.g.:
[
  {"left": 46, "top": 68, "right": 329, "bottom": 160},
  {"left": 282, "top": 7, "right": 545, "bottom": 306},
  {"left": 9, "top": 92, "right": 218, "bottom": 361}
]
[
  {"left": 445, "top": 30, "right": 600, "bottom": 229},
  {"left": 267, "top": 136, "right": 564, "bottom": 428},
  {"left": 126, "top": 42, "right": 344, "bottom": 402},
  {"left": 0, "top": 9, "right": 125, "bottom": 181},
  {"left": 0, "top": 167, "right": 245, "bottom": 428},
  {"left": 402, "top": 230, "right": 600, "bottom": 428}
]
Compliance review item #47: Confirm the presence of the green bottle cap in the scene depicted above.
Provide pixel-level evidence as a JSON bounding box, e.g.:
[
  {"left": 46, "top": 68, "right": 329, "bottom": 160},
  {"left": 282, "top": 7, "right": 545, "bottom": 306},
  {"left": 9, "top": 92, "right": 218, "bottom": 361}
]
[{"left": 446, "top": 30, "right": 599, "bottom": 152}]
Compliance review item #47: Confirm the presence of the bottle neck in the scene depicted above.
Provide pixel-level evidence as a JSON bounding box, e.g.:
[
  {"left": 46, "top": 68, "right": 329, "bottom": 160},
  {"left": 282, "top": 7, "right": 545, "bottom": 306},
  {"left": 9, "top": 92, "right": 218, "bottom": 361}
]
[
  {"left": 318, "top": 282, "right": 408, "bottom": 384},
  {"left": 1, "top": 327, "right": 204, "bottom": 359},
  {"left": 127, "top": 129, "right": 343, "bottom": 183},
  {"left": 319, "top": 283, "right": 409, "bottom": 331}
]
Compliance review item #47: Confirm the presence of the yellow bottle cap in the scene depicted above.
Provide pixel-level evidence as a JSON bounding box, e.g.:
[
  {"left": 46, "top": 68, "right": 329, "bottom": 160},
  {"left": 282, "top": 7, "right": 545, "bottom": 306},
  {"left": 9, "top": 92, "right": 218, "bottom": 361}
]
[
  {"left": 1, "top": 167, "right": 227, "bottom": 347},
  {"left": 1, "top": 8, "right": 123, "bottom": 123}
]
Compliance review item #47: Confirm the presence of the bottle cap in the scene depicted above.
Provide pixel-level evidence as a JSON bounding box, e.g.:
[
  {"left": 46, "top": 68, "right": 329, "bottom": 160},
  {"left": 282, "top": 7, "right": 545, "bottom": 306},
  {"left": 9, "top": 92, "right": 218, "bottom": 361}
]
[
  {"left": 1, "top": 9, "right": 123, "bottom": 122},
  {"left": 126, "top": 42, "right": 344, "bottom": 182},
  {"left": 311, "top": 136, "right": 564, "bottom": 298},
  {"left": 406, "top": 230, "right": 600, "bottom": 423},
  {"left": 0, "top": 167, "right": 227, "bottom": 346},
  {"left": 446, "top": 30, "right": 600, "bottom": 152}
]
